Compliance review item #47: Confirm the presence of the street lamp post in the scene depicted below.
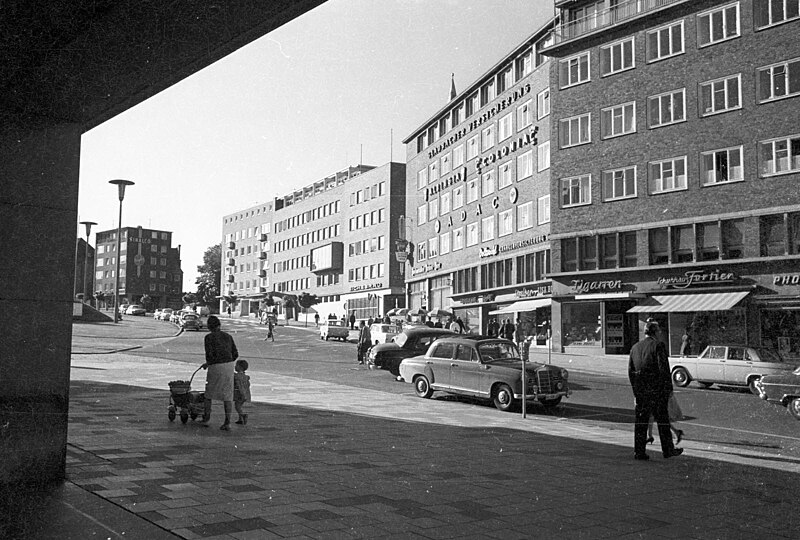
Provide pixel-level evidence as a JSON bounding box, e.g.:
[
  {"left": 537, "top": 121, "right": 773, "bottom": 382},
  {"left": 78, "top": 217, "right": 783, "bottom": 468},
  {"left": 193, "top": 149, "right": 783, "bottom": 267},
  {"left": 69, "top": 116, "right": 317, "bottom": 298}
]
[
  {"left": 79, "top": 221, "right": 97, "bottom": 304},
  {"left": 109, "top": 179, "right": 134, "bottom": 323}
]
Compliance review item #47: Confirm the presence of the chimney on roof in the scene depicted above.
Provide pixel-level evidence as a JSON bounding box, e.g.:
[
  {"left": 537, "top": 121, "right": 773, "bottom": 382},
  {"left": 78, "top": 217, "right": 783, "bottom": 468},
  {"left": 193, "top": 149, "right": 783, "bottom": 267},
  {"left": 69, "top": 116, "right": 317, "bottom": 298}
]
[{"left": 448, "top": 73, "right": 457, "bottom": 102}]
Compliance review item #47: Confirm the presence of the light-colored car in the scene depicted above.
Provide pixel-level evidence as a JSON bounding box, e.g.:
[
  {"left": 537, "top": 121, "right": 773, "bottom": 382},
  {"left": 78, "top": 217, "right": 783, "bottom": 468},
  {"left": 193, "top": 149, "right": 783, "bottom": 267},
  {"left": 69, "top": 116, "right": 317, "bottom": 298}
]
[
  {"left": 399, "top": 335, "right": 570, "bottom": 412},
  {"left": 320, "top": 319, "right": 350, "bottom": 341},
  {"left": 670, "top": 345, "right": 797, "bottom": 394},
  {"left": 369, "top": 323, "right": 400, "bottom": 345},
  {"left": 125, "top": 304, "right": 146, "bottom": 316},
  {"left": 153, "top": 308, "right": 163, "bottom": 320},
  {"left": 755, "top": 366, "right": 800, "bottom": 420},
  {"left": 159, "top": 308, "right": 174, "bottom": 321},
  {"left": 118, "top": 304, "right": 129, "bottom": 315}
]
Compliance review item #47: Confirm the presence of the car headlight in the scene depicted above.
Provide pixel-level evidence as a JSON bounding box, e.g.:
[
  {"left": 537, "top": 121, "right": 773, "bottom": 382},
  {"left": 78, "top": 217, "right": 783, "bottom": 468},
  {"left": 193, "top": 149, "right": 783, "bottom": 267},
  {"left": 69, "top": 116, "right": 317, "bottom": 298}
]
[{"left": 560, "top": 368, "right": 569, "bottom": 379}]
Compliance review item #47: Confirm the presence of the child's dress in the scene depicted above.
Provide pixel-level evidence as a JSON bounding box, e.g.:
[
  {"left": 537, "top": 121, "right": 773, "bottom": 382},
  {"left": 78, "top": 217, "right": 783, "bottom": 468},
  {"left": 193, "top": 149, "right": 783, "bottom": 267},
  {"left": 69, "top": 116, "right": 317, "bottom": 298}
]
[{"left": 233, "top": 372, "right": 251, "bottom": 403}]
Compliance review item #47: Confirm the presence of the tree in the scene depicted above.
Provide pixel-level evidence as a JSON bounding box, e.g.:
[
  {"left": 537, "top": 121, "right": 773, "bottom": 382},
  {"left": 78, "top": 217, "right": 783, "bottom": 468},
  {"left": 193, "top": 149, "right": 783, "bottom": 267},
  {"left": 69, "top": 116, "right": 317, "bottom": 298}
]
[
  {"left": 297, "top": 292, "right": 321, "bottom": 327},
  {"left": 182, "top": 292, "right": 198, "bottom": 306},
  {"left": 195, "top": 244, "right": 221, "bottom": 305}
]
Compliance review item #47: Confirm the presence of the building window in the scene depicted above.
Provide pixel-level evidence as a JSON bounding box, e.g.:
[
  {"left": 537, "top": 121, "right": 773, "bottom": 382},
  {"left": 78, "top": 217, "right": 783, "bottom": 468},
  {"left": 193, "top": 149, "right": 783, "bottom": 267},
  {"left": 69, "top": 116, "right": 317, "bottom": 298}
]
[
  {"left": 649, "top": 228, "right": 669, "bottom": 265},
  {"left": 467, "top": 179, "right": 479, "bottom": 203},
  {"left": 602, "top": 166, "right": 637, "bottom": 201},
  {"left": 482, "top": 170, "right": 495, "bottom": 197},
  {"left": 559, "top": 113, "right": 591, "bottom": 148},
  {"left": 499, "top": 113, "right": 513, "bottom": 142},
  {"left": 481, "top": 215, "right": 495, "bottom": 242},
  {"left": 417, "top": 168, "right": 428, "bottom": 190},
  {"left": 699, "top": 74, "right": 741, "bottom": 116},
  {"left": 441, "top": 191, "right": 452, "bottom": 215},
  {"left": 515, "top": 49, "right": 532, "bottom": 80},
  {"left": 561, "top": 175, "right": 592, "bottom": 208},
  {"left": 672, "top": 224, "right": 695, "bottom": 263},
  {"left": 601, "top": 102, "right": 636, "bottom": 139},
  {"left": 417, "top": 241, "right": 427, "bottom": 262},
  {"left": 579, "top": 236, "right": 597, "bottom": 270},
  {"left": 538, "top": 195, "right": 551, "bottom": 224},
  {"left": 561, "top": 239, "right": 577, "bottom": 272},
  {"left": 453, "top": 144, "right": 465, "bottom": 168},
  {"left": 480, "top": 80, "right": 495, "bottom": 107},
  {"left": 518, "top": 201, "right": 534, "bottom": 231},
  {"left": 517, "top": 150, "right": 534, "bottom": 180},
  {"left": 760, "top": 134, "right": 800, "bottom": 176},
  {"left": 428, "top": 198, "right": 439, "bottom": 220},
  {"left": 466, "top": 92, "right": 479, "bottom": 117},
  {"left": 701, "top": 146, "right": 743, "bottom": 185},
  {"left": 429, "top": 161, "right": 439, "bottom": 183},
  {"left": 757, "top": 58, "right": 800, "bottom": 102},
  {"left": 697, "top": 3, "right": 740, "bottom": 47},
  {"left": 599, "top": 234, "right": 617, "bottom": 269},
  {"left": 441, "top": 152, "right": 451, "bottom": 175},
  {"left": 649, "top": 156, "right": 687, "bottom": 194},
  {"left": 497, "top": 66, "right": 513, "bottom": 94},
  {"left": 600, "top": 37, "right": 634, "bottom": 76},
  {"left": 697, "top": 222, "right": 721, "bottom": 261},
  {"left": 537, "top": 89, "right": 550, "bottom": 120},
  {"left": 537, "top": 141, "right": 550, "bottom": 172},
  {"left": 722, "top": 219, "right": 745, "bottom": 258},
  {"left": 417, "top": 204, "right": 427, "bottom": 226},
  {"left": 517, "top": 100, "right": 532, "bottom": 131},
  {"left": 755, "top": 0, "right": 800, "bottom": 28},
  {"left": 760, "top": 214, "right": 786, "bottom": 256},
  {"left": 559, "top": 51, "right": 590, "bottom": 88},
  {"left": 440, "top": 232, "right": 451, "bottom": 255},
  {"left": 482, "top": 125, "right": 496, "bottom": 151},
  {"left": 453, "top": 186, "right": 464, "bottom": 209},
  {"left": 648, "top": 89, "right": 686, "bottom": 128},
  {"left": 453, "top": 227, "right": 464, "bottom": 251},
  {"left": 535, "top": 32, "right": 554, "bottom": 68},
  {"left": 429, "top": 236, "right": 439, "bottom": 258},
  {"left": 646, "top": 20, "right": 684, "bottom": 63},
  {"left": 467, "top": 136, "right": 480, "bottom": 161},
  {"left": 467, "top": 222, "right": 479, "bottom": 246},
  {"left": 621, "top": 231, "right": 637, "bottom": 267},
  {"left": 499, "top": 209, "right": 513, "bottom": 237},
  {"left": 499, "top": 161, "right": 513, "bottom": 189}
]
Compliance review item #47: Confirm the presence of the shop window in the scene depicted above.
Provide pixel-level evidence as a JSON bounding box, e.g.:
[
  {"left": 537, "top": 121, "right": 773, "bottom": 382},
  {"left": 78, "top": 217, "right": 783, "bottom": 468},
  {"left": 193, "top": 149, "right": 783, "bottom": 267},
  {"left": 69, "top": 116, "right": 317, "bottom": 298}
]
[
  {"left": 579, "top": 236, "right": 597, "bottom": 270},
  {"left": 697, "top": 222, "right": 721, "bottom": 261},
  {"left": 672, "top": 225, "right": 694, "bottom": 263},
  {"left": 790, "top": 213, "right": 800, "bottom": 254},
  {"left": 649, "top": 228, "right": 669, "bottom": 265},
  {"left": 760, "top": 214, "right": 786, "bottom": 256},
  {"left": 599, "top": 233, "right": 617, "bottom": 269},
  {"left": 562, "top": 302, "right": 601, "bottom": 347},
  {"left": 721, "top": 218, "right": 745, "bottom": 259},
  {"left": 562, "top": 238, "right": 578, "bottom": 272}
]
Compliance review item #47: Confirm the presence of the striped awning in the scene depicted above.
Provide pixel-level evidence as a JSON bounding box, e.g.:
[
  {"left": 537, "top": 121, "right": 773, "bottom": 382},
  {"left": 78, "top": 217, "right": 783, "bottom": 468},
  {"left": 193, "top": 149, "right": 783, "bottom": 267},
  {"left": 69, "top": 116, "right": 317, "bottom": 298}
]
[
  {"left": 627, "top": 291, "right": 750, "bottom": 313},
  {"left": 488, "top": 298, "right": 551, "bottom": 316}
]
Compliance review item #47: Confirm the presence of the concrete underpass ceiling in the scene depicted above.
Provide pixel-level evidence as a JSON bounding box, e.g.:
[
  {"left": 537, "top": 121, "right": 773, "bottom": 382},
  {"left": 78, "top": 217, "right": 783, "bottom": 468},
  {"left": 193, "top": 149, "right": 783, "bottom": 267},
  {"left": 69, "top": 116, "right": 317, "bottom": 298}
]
[{"left": 1, "top": 0, "right": 327, "bottom": 128}]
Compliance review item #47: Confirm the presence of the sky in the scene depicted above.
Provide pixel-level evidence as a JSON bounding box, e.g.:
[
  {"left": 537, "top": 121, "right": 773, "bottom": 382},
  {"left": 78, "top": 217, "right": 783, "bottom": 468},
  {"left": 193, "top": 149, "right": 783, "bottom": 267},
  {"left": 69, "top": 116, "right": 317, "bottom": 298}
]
[{"left": 78, "top": 0, "right": 554, "bottom": 291}]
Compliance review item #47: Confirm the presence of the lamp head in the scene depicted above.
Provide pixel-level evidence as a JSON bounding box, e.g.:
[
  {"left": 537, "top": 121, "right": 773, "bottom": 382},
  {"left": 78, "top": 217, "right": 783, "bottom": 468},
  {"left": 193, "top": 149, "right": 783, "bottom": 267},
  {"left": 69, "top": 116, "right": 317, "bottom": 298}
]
[
  {"left": 80, "top": 220, "right": 97, "bottom": 237},
  {"left": 109, "top": 179, "right": 135, "bottom": 201}
]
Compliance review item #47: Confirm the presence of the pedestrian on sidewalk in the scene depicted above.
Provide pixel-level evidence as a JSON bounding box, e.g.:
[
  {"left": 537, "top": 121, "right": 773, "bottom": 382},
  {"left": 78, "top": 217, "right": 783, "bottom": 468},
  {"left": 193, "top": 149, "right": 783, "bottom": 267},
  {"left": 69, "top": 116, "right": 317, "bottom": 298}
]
[
  {"left": 264, "top": 317, "right": 274, "bottom": 342},
  {"left": 628, "top": 321, "right": 682, "bottom": 460},
  {"left": 357, "top": 320, "right": 371, "bottom": 364},
  {"left": 314, "top": 313, "right": 320, "bottom": 327},
  {"left": 233, "top": 359, "right": 251, "bottom": 425},
  {"left": 201, "top": 315, "right": 238, "bottom": 431}
]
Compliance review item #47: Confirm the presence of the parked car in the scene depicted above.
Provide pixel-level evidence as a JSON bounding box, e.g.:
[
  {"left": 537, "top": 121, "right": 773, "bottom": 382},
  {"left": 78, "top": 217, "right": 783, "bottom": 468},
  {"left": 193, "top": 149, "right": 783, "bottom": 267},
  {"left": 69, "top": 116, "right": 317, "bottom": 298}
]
[
  {"left": 399, "top": 335, "right": 570, "bottom": 412},
  {"left": 368, "top": 327, "right": 456, "bottom": 375},
  {"left": 125, "top": 304, "right": 146, "bottom": 316},
  {"left": 670, "top": 345, "right": 796, "bottom": 394},
  {"left": 159, "top": 308, "right": 174, "bottom": 321},
  {"left": 153, "top": 308, "right": 163, "bottom": 320},
  {"left": 320, "top": 319, "right": 350, "bottom": 341},
  {"left": 369, "top": 323, "right": 400, "bottom": 345},
  {"left": 179, "top": 312, "right": 203, "bottom": 331},
  {"left": 755, "top": 366, "right": 800, "bottom": 420}
]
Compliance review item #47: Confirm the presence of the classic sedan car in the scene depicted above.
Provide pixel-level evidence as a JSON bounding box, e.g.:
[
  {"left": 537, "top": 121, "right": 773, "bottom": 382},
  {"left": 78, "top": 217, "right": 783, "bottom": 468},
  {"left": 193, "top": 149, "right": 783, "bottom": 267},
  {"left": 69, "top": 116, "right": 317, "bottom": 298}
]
[
  {"left": 179, "top": 312, "right": 203, "bottom": 331},
  {"left": 125, "top": 304, "right": 146, "bottom": 316},
  {"left": 368, "top": 327, "right": 456, "bottom": 375},
  {"left": 320, "top": 319, "right": 350, "bottom": 341},
  {"left": 369, "top": 323, "right": 400, "bottom": 345},
  {"left": 670, "top": 345, "right": 796, "bottom": 394},
  {"left": 399, "top": 335, "right": 570, "bottom": 412},
  {"left": 755, "top": 367, "right": 800, "bottom": 420},
  {"left": 158, "top": 308, "right": 174, "bottom": 321}
]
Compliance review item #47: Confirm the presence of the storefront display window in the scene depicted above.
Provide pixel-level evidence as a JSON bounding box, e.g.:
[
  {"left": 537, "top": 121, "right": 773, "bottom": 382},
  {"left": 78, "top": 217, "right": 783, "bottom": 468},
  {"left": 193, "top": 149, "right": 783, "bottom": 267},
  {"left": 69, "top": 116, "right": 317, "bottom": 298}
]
[
  {"left": 761, "top": 309, "right": 800, "bottom": 360},
  {"left": 454, "top": 307, "right": 479, "bottom": 334},
  {"left": 667, "top": 310, "right": 746, "bottom": 357},
  {"left": 563, "top": 302, "right": 601, "bottom": 346}
]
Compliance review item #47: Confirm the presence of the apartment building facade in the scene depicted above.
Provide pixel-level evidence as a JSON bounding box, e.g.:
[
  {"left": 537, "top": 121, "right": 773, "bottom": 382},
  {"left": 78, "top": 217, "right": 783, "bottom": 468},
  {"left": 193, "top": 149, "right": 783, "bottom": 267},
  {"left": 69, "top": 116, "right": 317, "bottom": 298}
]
[
  {"left": 543, "top": 0, "right": 800, "bottom": 357},
  {"left": 94, "top": 226, "right": 183, "bottom": 309},
  {"left": 402, "top": 20, "right": 557, "bottom": 339}
]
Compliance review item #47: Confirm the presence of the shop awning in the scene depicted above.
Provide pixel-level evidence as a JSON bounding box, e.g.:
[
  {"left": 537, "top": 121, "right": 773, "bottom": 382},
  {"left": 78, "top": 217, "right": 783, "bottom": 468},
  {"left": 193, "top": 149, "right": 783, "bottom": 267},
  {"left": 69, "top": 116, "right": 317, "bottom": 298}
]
[
  {"left": 627, "top": 291, "right": 750, "bottom": 313},
  {"left": 489, "top": 298, "right": 551, "bottom": 315}
]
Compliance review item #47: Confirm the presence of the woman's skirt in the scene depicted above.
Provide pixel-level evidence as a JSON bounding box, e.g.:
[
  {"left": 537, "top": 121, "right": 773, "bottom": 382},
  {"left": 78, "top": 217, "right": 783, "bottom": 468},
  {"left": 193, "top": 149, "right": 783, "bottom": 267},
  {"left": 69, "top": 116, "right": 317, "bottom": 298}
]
[{"left": 205, "top": 362, "right": 234, "bottom": 401}]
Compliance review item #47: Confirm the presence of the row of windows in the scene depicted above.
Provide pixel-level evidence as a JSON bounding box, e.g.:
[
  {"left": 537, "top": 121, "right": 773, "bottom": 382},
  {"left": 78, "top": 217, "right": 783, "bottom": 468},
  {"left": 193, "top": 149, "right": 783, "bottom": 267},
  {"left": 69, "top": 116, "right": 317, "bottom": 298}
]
[
  {"left": 416, "top": 34, "right": 555, "bottom": 153},
  {"left": 416, "top": 198, "right": 551, "bottom": 262},
  {"left": 227, "top": 242, "right": 267, "bottom": 258},
  {"left": 224, "top": 205, "right": 270, "bottom": 224},
  {"left": 274, "top": 255, "right": 310, "bottom": 274},
  {"left": 348, "top": 235, "right": 386, "bottom": 256},
  {"left": 560, "top": 134, "right": 800, "bottom": 208},
  {"left": 97, "top": 255, "right": 170, "bottom": 268},
  {"left": 418, "top": 145, "right": 550, "bottom": 226},
  {"left": 275, "top": 278, "right": 311, "bottom": 293},
  {"left": 316, "top": 274, "right": 341, "bottom": 288},
  {"left": 273, "top": 200, "right": 341, "bottom": 233},
  {"left": 348, "top": 263, "right": 386, "bottom": 283},
  {"left": 274, "top": 224, "right": 341, "bottom": 254},
  {"left": 417, "top": 90, "right": 550, "bottom": 190},
  {"left": 349, "top": 181, "right": 386, "bottom": 206},
  {"left": 452, "top": 250, "right": 551, "bottom": 295},
  {"left": 228, "top": 224, "right": 269, "bottom": 243},
  {"left": 230, "top": 278, "right": 267, "bottom": 291},
  {"left": 561, "top": 2, "right": 798, "bottom": 89},
  {"left": 348, "top": 208, "right": 386, "bottom": 231}
]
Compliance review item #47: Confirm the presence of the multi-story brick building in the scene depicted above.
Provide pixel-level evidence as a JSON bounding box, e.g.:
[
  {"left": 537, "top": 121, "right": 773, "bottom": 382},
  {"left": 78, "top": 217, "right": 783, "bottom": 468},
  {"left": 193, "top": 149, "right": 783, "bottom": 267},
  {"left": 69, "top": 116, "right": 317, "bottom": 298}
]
[
  {"left": 542, "top": 0, "right": 800, "bottom": 357},
  {"left": 73, "top": 238, "right": 95, "bottom": 301},
  {"left": 402, "top": 20, "right": 557, "bottom": 340},
  {"left": 221, "top": 163, "right": 407, "bottom": 321},
  {"left": 94, "top": 226, "right": 183, "bottom": 309}
]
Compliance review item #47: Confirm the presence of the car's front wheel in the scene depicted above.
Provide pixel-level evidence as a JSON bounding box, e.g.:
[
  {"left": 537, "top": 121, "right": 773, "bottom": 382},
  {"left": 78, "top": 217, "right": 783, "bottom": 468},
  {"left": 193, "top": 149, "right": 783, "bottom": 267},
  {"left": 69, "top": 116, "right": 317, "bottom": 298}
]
[
  {"left": 672, "top": 367, "right": 691, "bottom": 388},
  {"left": 413, "top": 375, "right": 433, "bottom": 399},
  {"left": 493, "top": 384, "right": 516, "bottom": 412},
  {"left": 788, "top": 397, "right": 800, "bottom": 420},
  {"left": 747, "top": 376, "right": 761, "bottom": 396}
]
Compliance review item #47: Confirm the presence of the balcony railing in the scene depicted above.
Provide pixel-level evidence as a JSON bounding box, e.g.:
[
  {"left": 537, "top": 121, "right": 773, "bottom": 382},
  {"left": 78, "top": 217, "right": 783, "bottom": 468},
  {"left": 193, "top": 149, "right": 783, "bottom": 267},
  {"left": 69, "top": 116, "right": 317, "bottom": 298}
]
[{"left": 552, "top": 0, "right": 685, "bottom": 45}]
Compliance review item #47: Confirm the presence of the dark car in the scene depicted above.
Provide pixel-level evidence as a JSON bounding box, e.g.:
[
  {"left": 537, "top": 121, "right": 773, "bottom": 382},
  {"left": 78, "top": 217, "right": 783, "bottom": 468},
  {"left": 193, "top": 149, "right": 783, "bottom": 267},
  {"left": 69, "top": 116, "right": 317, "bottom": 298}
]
[
  {"left": 755, "top": 366, "right": 800, "bottom": 420},
  {"left": 367, "top": 327, "right": 456, "bottom": 375},
  {"left": 399, "top": 335, "right": 570, "bottom": 412}
]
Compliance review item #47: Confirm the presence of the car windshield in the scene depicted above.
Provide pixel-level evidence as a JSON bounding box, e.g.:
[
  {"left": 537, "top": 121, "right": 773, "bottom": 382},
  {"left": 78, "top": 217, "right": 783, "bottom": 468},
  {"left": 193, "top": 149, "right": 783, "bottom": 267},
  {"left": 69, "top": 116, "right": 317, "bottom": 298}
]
[{"left": 477, "top": 341, "right": 520, "bottom": 362}]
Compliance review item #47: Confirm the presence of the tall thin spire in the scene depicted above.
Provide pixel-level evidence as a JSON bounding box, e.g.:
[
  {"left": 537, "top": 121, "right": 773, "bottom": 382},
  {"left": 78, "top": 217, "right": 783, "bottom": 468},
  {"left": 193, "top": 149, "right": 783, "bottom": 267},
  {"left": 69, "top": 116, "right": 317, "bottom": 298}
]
[{"left": 449, "top": 73, "right": 457, "bottom": 102}]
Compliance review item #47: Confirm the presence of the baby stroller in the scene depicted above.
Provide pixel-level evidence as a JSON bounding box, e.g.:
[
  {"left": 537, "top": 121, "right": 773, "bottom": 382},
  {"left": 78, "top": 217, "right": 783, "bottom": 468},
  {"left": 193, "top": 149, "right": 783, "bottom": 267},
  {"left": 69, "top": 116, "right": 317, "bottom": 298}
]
[{"left": 168, "top": 366, "right": 206, "bottom": 424}]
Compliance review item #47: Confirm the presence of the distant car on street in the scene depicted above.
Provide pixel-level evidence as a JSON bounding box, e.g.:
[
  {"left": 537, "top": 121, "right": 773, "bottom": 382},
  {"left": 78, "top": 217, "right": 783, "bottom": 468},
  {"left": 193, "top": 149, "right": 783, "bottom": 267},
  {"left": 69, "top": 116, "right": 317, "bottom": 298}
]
[
  {"left": 399, "top": 335, "right": 570, "bottom": 412},
  {"left": 158, "top": 308, "right": 174, "bottom": 321},
  {"left": 320, "top": 319, "right": 350, "bottom": 341},
  {"left": 179, "top": 312, "right": 203, "bottom": 331},
  {"left": 670, "top": 345, "right": 796, "bottom": 394},
  {"left": 125, "top": 304, "right": 146, "bottom": 316},
  {"left": 118, "top": 304, "right": 129, "bottom": 315},
  {"left": 153, "top": 308, "right": 163, "bottom": 320},
  {"left": 369, "top": 323, "right": 400, "bottom": 345},
  {"left": 755, "top": 366, "right": 800, "bottom": 419},
  {"left": 368, "top": 327, "right": 456, "bottom": 375}
]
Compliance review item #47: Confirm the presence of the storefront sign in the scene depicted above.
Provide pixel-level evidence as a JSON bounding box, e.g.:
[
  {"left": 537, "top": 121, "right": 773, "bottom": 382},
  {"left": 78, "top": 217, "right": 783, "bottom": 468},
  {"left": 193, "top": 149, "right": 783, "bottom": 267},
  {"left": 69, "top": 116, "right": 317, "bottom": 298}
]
[
  {"left": 350, "top": 282, "right": 383, "bottom": 292},
  {"left": 774, "top": 274, "right": 800, "bottom": 285},
  {"left": 479, "top": 245, "right": 499, "bottom": 258},
  {"left": 499, "top": 235, "right": 547, "bottom": 253},
  {"left": 658, "top": 270, "right": 736, "bottom": 289},
  {"left": 425, "top": 167, "right": 467, "bottom": 199},
  {"left": 410, "top": 262, "right": 443, "bottom": 276},
  {"left": 516, "top": 285, "right": 551, "bottom": 298},
  {"left": 570, "top": 279, "right": 623, "bottom": 294}
]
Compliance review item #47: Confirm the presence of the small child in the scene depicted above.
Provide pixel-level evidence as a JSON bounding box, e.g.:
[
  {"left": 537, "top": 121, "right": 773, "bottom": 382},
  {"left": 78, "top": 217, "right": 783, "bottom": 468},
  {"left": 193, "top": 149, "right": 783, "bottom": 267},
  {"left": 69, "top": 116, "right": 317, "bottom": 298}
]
[{"left": 233, "top": 359, "right": 251, "bottom": 425}]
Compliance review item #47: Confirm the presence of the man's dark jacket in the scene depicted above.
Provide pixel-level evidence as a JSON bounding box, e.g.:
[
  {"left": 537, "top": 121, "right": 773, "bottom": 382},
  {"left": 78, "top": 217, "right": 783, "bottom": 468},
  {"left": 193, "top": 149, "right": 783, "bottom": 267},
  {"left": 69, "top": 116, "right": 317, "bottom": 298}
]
[{"left": 628, "top": 336, "right": 672, "bottom": 398}]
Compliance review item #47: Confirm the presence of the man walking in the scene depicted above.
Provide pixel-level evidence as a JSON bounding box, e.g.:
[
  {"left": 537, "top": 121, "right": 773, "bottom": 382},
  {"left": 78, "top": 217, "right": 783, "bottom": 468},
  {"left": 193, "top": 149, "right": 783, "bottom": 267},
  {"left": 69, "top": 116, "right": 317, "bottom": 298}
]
[{"left": 628, "top": 321, "right": 683, "bottom": 460}]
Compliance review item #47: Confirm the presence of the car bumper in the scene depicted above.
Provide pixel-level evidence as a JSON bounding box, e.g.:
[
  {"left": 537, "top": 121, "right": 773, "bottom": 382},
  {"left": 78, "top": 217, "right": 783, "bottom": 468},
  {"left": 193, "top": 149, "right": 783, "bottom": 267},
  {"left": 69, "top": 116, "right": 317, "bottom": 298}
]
[{"left": 516, "top": 391, "right": 570, "bottom": 401}]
